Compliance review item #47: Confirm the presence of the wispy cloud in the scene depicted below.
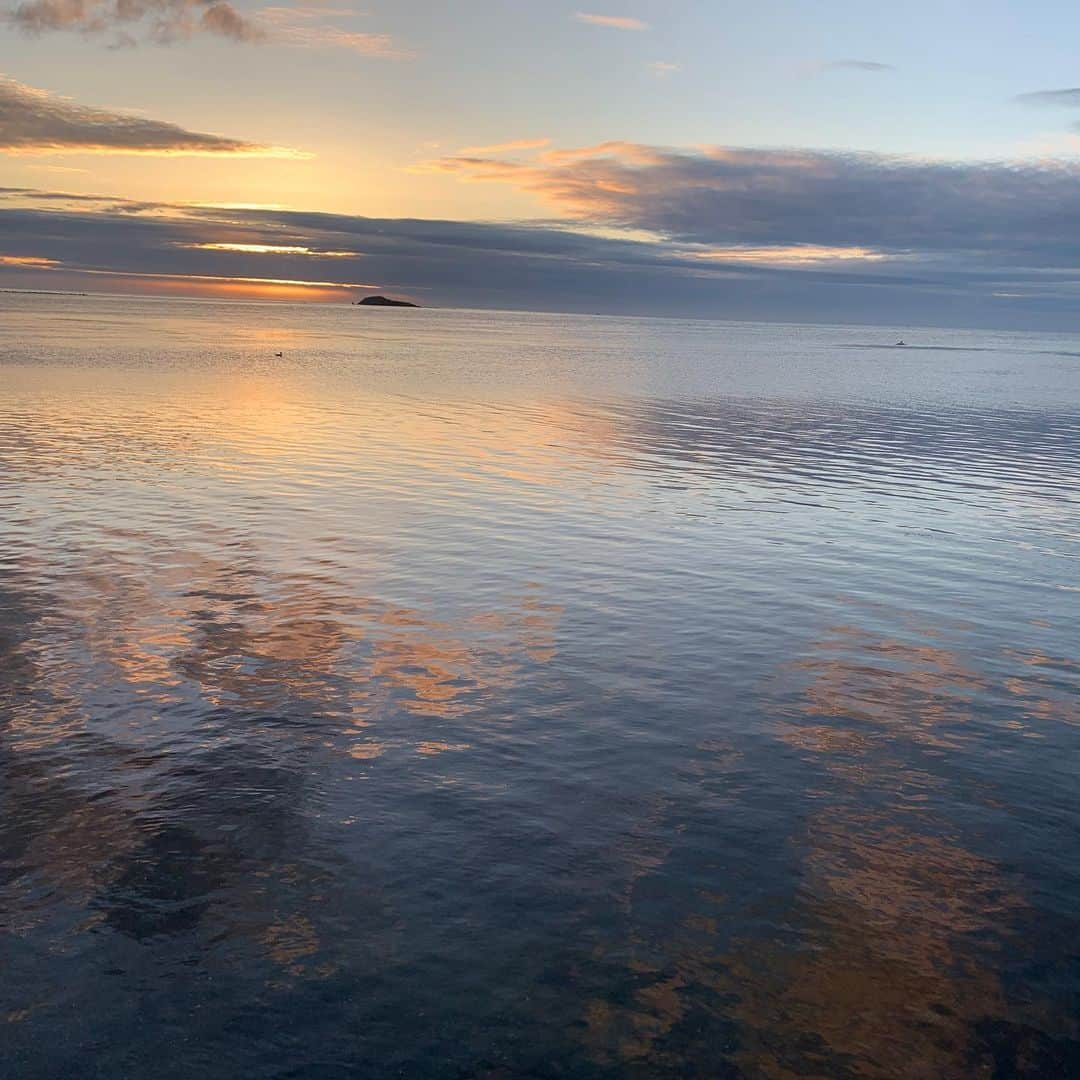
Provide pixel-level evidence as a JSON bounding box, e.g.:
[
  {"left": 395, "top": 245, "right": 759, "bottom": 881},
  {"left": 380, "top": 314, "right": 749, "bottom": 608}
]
[
  {"left": 3, "top": 0, "right": 411, "bottom": 52},
  {"left": 647, "top": 61, "right": 679, "bottom": 77},
  {"left": 573, "top": 12, "right": 648, "bottom": 30},
  {"left": 1014, "top": 87, "right": 1080, "bottom": 107},
  {"left": 540, "top": 140, "right": 665, "bottom": 165},
  {"left": 5, "top": 0, "right": 264, "bottom": 44},
  {"left": 256, "top": 6, "right": 413, "bottom": 56},
  {"left": 185, "top": 241, "right": 358, "bottom": 256},
  {"left": 0, "top": 253, "right": 59, "bottom": 266},
  {"left": 823, "top": 59, "right": 894, "bottom": 72},
  {"left": 692, "top": 245, "right": 887, "bottom": 265},
  {"left": 457, "top": 137, "right": 551, "bottom": 155},
  {"left": 0, "top": 75, "right": 305, "bottom": 156}
]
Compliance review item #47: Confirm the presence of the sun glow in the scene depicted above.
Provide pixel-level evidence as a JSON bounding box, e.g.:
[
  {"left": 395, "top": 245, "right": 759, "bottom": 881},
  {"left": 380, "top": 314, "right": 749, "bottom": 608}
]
[
  {"left": 0, "top": 254, "right": 60, "bottom": 267},
  {"left": 19, "top": 265, "right": 383, "bottom": 300},
  {"left": 188, "top": 242, "right": 358, "bottom": 257},
  {"left": 691, "top": 245, "right": 888, "bottom": 265}
]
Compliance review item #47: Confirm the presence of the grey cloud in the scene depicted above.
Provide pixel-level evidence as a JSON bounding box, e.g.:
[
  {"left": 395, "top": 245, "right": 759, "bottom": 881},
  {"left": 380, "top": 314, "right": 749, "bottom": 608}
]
[
  {"left": 427, "top": 143, "right": 1080, "bottom": 264},
  {"left": 196, "top": 1, "right": 261, "bottom": 40},
  {"left": 0, "top": 76, "right": 291, "bottom": 154},
  {"left": 1014, "top": 88, "right": 1080, "bottom": 107},
  {"left": 4, "top": 0, "right": 412, "bottom": 49},
  {"left": 5, "top": 190, "right": 1080, "bottom": 328},
  {"left": 824, "top": 59, "right": 893, "bottom": 72},
  {"left": 5, "top": 0, "right": 263, "bottom": 42}
]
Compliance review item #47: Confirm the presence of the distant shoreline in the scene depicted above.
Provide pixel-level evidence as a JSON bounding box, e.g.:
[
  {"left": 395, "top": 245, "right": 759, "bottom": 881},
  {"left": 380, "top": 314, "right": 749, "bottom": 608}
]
[
  {"left": 4, "top": 288, "right": 1078, "bottom": 337},
  {"left": 0, "top": 288, "right": 90, "bottom": 297}
]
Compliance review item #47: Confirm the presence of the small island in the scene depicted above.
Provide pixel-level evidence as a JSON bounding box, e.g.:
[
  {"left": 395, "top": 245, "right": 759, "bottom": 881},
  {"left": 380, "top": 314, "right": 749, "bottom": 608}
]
[{"left": 354, "top": 295, "right": 419, "bottom": 308}]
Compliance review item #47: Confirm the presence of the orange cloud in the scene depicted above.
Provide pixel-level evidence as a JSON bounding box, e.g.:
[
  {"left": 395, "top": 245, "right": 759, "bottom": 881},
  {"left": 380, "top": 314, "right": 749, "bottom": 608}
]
[
  {"left": 410, "top": 141, "right": 672, "bottom": 220},
  {"left": 9, "top": 264, "right": 383, "bottom": 301},
  {"left": 540, "top": 141, "right": 665, "bottom": 165},
  {"left": 407, "top": 156, "right": 532, "bottom": 178},
  {"left": 574, "top": 12, "right": 649, "bottom": 30},
  {"left": 257, "top": 6, "right": 415, "bottom": 56},
  {"left": 78, "top": 268, "right": 380, "bottom": 289},
  {"left": 0, "top": 254, "right": 59, "bottom": 267},
  {"left": 691, "top": 244, "right": 888, "bottom": 265},
  {"left": 186, "top": 242, "right": 358, "bottom": 257},
  {"left": 457, "top": 137, "right": 552, "bottom": 155},
  {"left": 411, "top": 141, "right": 916, "bottom": 261},
  {"left": 88, "top": 277, "right": 352, "bottom": 302}
]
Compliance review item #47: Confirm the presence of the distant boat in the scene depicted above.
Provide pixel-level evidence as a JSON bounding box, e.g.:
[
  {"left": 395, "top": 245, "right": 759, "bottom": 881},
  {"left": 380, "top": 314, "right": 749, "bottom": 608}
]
[{"left": 895, "top": 340, "right": 906, "bottom": 346}]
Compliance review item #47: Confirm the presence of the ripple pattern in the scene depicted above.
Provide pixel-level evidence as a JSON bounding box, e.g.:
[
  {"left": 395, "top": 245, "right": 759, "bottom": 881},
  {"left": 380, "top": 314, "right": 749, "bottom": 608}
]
[{"left": 2, "top": 294, "right": 1079, "bottom": 1078}]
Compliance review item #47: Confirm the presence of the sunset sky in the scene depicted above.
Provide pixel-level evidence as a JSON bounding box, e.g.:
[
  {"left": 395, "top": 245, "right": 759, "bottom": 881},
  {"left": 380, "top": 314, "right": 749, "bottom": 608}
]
[{"left": 5, "top": 1, "right": 1080, "bottom": 324}]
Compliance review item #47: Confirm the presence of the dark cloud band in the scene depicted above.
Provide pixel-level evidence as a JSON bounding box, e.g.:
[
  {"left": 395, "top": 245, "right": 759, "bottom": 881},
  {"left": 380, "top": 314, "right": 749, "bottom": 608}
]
[
  {"left": 5, "top": 188, "right": 1080, "bottom": 327},
  {"left": 0, "top": 76, "right": 298, "bottom": 155},
  {"left": 422, "top": 142, "right": 1080, "bottom": 263}
]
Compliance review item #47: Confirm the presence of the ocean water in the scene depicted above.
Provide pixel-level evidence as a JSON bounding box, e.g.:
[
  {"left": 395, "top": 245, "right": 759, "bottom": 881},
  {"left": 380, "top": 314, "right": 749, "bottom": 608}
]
[{"left": 1, "top": 293, "right": 1078, "bottom": 1078}]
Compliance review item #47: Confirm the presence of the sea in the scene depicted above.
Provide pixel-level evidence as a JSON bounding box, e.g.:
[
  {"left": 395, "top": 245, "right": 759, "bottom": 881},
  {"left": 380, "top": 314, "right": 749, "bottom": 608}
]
[{"left": 2, "top": 292, "right": 1079, "bottom": 1078}]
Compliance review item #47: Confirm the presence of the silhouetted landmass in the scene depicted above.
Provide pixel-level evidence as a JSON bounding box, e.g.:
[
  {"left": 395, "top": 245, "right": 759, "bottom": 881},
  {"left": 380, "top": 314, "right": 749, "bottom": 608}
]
[{"left": 355, "top": 295, "right": 418, "bottom": 308}]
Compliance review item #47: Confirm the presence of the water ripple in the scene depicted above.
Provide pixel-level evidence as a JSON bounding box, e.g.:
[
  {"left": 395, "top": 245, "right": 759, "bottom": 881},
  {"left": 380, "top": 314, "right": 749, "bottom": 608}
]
[{"left": 2, "top": 295, "right": 1079, "bottom": 1078}]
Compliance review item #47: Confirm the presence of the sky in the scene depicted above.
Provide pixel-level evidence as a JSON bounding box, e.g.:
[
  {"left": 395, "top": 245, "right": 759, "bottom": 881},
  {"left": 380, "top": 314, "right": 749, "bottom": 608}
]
[{"left": 4, "top": 1, "right": 1080, "bottom": 325}]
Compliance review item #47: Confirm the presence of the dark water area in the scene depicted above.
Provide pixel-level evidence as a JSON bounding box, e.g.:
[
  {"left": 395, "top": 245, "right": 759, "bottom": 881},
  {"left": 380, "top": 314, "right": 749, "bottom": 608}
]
[{"left": 2, "top": 294, "right": 1079, "bottom": 1078}]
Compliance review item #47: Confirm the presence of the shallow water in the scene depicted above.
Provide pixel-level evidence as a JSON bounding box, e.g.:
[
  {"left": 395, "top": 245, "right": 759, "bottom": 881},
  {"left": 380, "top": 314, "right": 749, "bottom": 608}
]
[{"left": 2, "top": 293, "right": 1079, "bottom": 1078}]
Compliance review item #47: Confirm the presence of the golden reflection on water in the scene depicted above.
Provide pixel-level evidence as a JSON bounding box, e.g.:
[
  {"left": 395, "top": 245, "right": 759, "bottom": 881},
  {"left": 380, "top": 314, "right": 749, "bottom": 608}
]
[
  {"left": 1002, "top": 648, "right": 1080, "bottom": 729},
  {"left": 3, "top": 311, "right": 1078, "bottom": 1072},
  {"left": 261, "top": 915, "right": 335, "bottom": 982},
  {"left": 741, "top": 617, "right": 1072, "bottom": 1077},
  {"left": 1, "top": 360, "right": 583, "bottom": 980},
  {"left": 2, "top": 363, "right": 633, "bottom": 519},
  {"left": 725, "top": 816, "right": 1021, "bottom": 1078},
  {"left": 764, "top": 624, "right": 1019, "bottom": 1076},
  {"left": 7, "top": 537, "right": 563, "bottom": 750},
  {"left": 789, "top": 625, "right": 986, "bottom": 753},
  {"left": 572, "top": 609, "right": 1075, "bottom": 1077},
  {"left": 1, "top": 509, "right": 563, "bottom": 979}
]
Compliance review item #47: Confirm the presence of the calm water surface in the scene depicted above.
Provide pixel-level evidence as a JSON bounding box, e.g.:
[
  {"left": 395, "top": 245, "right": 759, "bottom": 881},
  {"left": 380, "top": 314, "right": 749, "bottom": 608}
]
[{"left": 2, "top": 294, "right": 1079, "bottom": 1077}]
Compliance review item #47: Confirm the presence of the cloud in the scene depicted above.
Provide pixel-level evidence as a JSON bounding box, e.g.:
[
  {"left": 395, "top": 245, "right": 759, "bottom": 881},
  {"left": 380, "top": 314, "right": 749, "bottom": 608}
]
[
  {"left": 0, "top": 253, "right": 59, "bottom": 266},
  {"left": 691, "top": 245, "right": 886, "bottom": 265},
  {"left": 3, "top": 0, "right": 412, "bottom": 51},
  {"left": 0, "top": 187, "right": 934, "bottom": 307},
  {"left": 540, "top": 140, "right": 666, "bottom": 166},
  {"left": 5, "top": 0, "right": 264, "bottom": 42},
  {"left": 1014, "top": 87, "right": 1080, "bottom": 107},
  {"left": 199, "top": 1, "right": 259, "bottom": 39},
  {"left": 0, "top": 75, "right": 304, "bottom": 156},
  {"left": 256, "top": 6, "right": 413, "bottom": 56},
  {"left": 9, "top": 161, "right": 1080, "bottom": 326},
  {"left": 824, "top": 59, "right": 894, "bottom": 72},
  {"left": 457, "top": 137, "right": 551, "bottom": 155},
  {"left": 185, "top": 241, "right": 357, "bottom": 255},
  {"left": 573, "top": 12, "right": 648, "bottom": 30},
  {"left": 647, "top": 61, "right": 679, "bottom": 77},
  {"left": 420, "top": 141, "right": 1080, "bottom": 267}
]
